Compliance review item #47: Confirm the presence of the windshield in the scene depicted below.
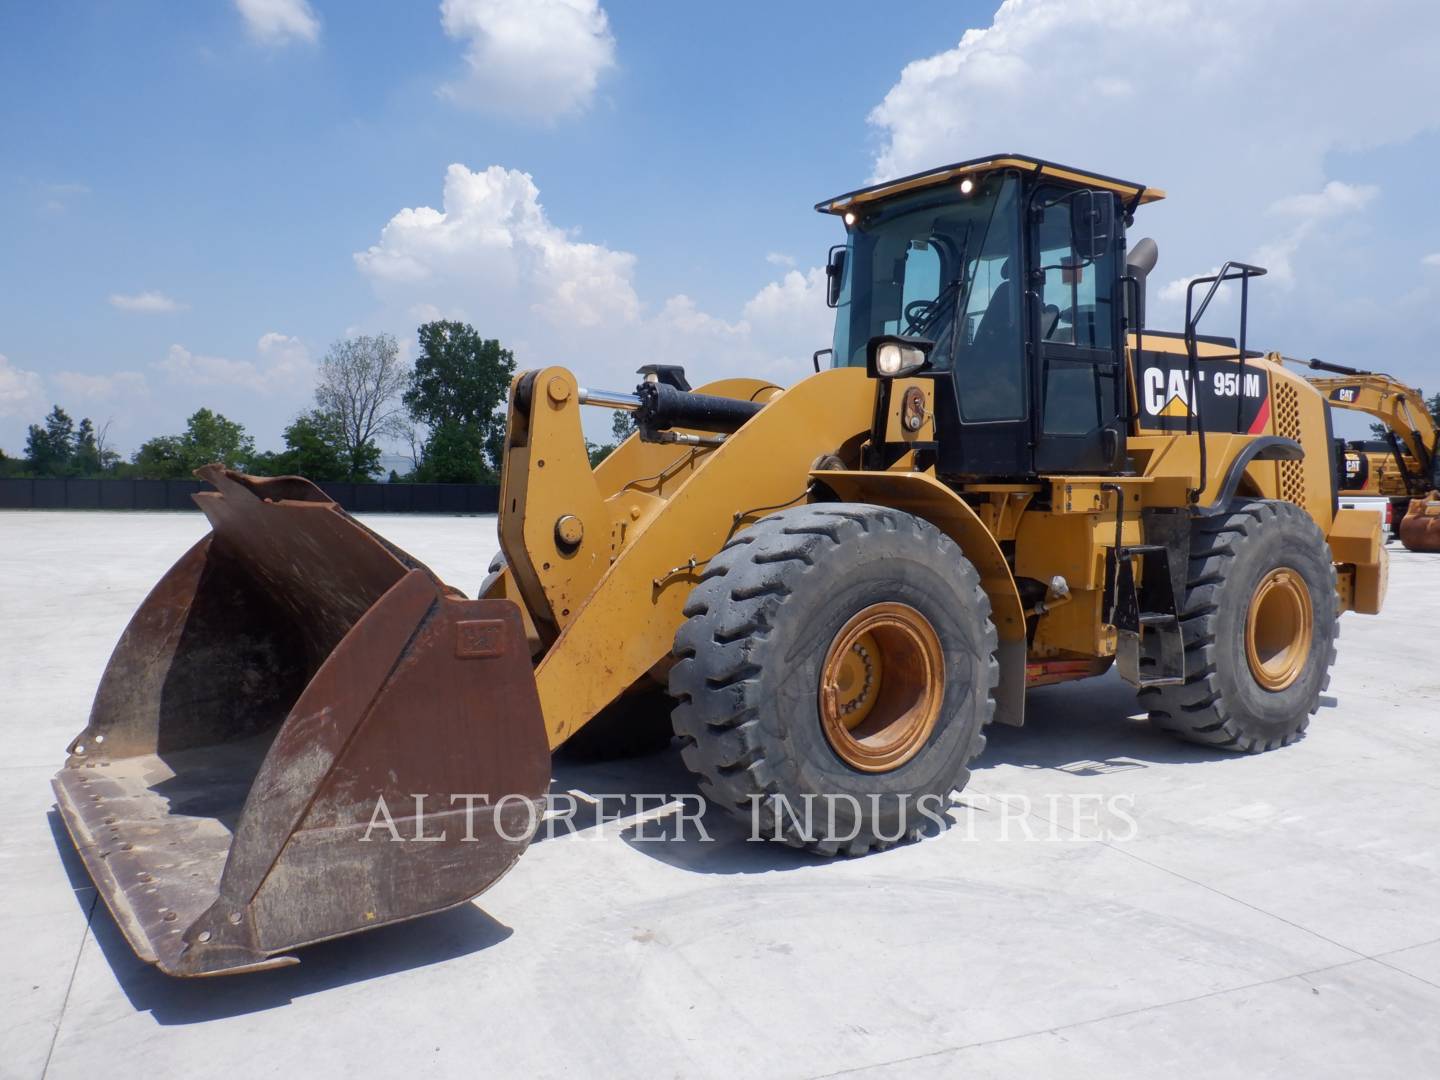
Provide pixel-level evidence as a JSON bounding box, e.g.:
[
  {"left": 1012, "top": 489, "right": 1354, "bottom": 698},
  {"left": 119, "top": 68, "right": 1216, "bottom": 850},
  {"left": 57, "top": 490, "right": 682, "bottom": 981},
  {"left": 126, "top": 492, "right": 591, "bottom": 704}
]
[{"left": 830, "top": 171, "right": 1025, "bottom": 421}]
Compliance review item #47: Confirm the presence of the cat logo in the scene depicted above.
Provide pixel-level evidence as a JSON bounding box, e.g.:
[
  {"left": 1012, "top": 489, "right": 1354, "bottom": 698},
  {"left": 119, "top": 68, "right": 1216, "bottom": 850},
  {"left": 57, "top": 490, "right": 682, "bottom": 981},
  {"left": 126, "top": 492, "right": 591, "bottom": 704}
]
[
  {"left": 1136, "top": 351, "right": 1270, "bottom": 434},
  {"left": 1142, "top": 366, "right": 1195, "bottom": 417},
  {"left": 1331, "top": 386, "right": 1359, "bottom": 404},
  {"left": 1158, "top": 393, "right": 1191, "bottom": 418}
]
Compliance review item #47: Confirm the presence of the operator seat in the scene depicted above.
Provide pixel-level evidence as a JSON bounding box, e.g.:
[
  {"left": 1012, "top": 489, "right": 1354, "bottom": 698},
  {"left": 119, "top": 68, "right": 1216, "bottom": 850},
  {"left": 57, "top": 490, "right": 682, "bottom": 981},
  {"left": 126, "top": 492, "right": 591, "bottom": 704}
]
[{"left": 971, "top": 257, "right": 1015, "bottom": 356}]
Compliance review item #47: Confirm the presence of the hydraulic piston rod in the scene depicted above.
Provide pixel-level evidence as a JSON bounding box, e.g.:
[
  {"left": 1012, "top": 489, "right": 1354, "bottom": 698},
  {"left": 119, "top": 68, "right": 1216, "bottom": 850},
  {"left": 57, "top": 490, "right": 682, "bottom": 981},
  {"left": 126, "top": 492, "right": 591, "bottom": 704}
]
[{"left": 578, "top": 382, "right": 765, "bottom": 435}]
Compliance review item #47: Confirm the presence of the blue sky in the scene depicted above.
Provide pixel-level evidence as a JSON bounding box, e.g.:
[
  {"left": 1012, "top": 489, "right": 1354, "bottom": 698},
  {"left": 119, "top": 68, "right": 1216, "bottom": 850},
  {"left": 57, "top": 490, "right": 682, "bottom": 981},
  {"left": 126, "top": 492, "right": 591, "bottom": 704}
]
[{"left": 3, "top": 0, "right": 1439, "bottom": 457}]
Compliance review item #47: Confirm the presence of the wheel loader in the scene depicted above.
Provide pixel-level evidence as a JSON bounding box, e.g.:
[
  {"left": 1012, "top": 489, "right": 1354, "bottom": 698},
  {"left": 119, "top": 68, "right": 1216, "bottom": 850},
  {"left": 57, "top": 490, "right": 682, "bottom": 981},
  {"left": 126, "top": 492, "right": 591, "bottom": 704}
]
[{"left": 54, "top": 153, "right": 1389, "bottom": 977}]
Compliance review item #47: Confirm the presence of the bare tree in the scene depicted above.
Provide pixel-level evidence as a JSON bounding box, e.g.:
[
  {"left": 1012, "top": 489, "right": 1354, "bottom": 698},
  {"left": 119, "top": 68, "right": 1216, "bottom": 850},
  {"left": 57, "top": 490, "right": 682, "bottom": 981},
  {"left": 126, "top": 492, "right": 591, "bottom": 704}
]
[
  {"left": 315, "top": 333, "right": 410, "bottom": 478},
  {"left": 94, "top": 418, "right": 119, "bottom": 471},
  {"left": 389, "top": 415, "right": 424, "bottom": 475}
]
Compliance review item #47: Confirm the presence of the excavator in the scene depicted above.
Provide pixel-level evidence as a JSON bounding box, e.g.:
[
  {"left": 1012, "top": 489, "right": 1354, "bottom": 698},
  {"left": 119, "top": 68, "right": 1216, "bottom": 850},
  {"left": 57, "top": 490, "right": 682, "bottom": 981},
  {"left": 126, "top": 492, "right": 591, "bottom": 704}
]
[
  {"left": 1297, "top": 360, "right": 1440, "bottom": 552},
  {"left": 54, "top": 154, "right": 1390, "bottom": 977}
]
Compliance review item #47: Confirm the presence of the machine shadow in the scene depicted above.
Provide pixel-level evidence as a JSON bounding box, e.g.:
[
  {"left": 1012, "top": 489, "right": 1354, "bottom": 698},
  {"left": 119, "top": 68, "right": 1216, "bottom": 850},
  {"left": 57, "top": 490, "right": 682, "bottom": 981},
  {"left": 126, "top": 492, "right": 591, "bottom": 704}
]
[
  {"left": 543, "top": 751, "right": 824, "bottom": 875},
  {"left": 976, "top": 669, "right": 1254, "bottom": 771},
  {"left": 47, "top": 809, "right": 514, "bottom": 1024},
  {"left": 567, "top": 669, "right": 1270, "bottom": 877}
]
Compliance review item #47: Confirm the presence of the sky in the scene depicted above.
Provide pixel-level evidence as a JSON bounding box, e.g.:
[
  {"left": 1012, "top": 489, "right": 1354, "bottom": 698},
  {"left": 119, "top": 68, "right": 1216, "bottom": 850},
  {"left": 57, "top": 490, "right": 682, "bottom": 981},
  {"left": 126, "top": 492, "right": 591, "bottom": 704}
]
[{"left": 3, "top": 0, "right": 1440, "bottom": 460}]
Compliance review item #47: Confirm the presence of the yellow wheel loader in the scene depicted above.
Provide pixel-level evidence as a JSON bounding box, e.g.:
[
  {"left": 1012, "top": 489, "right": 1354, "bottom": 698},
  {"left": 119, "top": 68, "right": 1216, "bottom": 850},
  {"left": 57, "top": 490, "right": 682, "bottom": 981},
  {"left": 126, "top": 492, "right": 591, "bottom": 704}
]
[{"left": 54, "top": 154, "right": 1389, "bottom": 977}]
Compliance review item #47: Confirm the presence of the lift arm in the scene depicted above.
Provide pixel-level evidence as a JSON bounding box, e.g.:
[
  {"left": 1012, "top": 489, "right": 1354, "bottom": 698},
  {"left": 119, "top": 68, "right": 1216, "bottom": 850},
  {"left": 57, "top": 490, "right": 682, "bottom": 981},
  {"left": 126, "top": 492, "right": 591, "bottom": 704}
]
[{"left": 1292, "top": 359, "right": 1438, "bottom": 493}]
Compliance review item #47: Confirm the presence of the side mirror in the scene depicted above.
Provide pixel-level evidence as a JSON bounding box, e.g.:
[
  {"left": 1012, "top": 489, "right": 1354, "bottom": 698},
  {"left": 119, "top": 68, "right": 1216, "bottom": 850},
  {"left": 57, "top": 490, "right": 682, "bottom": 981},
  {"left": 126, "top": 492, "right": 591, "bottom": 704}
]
[
  {"left": 825, "top": 245, "right": 847, "bottom": 308},
  {"left": 1071, "top": 190, "right": 1116, "bottom": 261}
]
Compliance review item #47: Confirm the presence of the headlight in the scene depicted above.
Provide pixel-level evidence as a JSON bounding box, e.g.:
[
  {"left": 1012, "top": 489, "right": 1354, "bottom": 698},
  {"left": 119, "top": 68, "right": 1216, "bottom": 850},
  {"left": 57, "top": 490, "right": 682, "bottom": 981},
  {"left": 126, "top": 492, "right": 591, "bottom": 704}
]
[
  {"left": 875, "top": 342, "right": 909, "bottom": 376},
  {"left": 870, "top": 337, "right": 930, "bottom": 379}
]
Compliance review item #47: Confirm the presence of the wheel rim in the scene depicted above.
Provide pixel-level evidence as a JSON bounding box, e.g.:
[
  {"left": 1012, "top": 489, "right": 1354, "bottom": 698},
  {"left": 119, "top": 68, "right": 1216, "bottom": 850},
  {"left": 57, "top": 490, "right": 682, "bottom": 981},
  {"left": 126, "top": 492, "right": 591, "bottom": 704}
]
[
  {"left": 819, "top": 602, "right": 945, "bottom": 772},
  {"left": 1245, "top": 568, "right": 1313, "bottom": 691}
]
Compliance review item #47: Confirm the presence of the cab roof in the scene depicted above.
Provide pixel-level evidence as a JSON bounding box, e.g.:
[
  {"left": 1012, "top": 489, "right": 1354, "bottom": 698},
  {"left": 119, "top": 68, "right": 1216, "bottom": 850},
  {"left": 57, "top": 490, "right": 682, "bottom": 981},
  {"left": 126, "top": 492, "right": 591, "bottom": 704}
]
[{"left": 815, "top": 153, "right": 1165, "bottom": 215}]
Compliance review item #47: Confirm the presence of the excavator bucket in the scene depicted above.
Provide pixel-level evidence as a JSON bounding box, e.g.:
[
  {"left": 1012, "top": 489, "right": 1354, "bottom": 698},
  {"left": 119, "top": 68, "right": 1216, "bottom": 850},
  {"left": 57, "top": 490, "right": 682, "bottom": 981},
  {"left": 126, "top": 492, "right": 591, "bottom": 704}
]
[
  {"left": 52, "top": 466, "right": 550, "bottom": 976},
  {"left": 1399, "top": 491, "right": 1440, "bottom": 553}
]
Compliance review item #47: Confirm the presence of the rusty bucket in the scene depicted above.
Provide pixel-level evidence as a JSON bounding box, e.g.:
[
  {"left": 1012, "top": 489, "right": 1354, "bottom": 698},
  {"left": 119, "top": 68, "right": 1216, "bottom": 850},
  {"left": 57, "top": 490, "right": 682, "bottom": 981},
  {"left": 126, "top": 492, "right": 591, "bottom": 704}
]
[
  {"left": 1399, "top": 491, "right": 1440, "bottom": 553},
  {"left": 52, "top": 467, "right": 550, "bottom": 976}
]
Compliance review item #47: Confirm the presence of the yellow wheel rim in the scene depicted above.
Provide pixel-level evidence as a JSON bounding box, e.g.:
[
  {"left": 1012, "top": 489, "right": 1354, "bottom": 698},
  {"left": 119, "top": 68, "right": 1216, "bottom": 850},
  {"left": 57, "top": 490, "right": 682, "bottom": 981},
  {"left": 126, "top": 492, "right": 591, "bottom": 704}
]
[
  {"left": 1245, "top": 568, "right": 1313, "bottom": 691},
  {"left": 819, "top": 602, "right": 944, "bottom": 773}
]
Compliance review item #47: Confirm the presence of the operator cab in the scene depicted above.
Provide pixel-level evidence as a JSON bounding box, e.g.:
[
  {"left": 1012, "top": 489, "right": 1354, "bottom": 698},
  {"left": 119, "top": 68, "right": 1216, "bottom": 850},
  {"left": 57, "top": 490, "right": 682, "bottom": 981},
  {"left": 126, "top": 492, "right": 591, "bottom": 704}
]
[{"left": 818, "top": 154, "right": 1165, "bottom": 478}]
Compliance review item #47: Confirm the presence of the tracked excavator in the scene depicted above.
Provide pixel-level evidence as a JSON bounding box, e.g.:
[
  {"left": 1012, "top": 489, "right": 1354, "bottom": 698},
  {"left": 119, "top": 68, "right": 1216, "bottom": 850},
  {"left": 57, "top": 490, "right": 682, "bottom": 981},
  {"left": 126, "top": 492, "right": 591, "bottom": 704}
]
[{"left": 1299, "top": 359, "right": 1440, "bottom": 551}]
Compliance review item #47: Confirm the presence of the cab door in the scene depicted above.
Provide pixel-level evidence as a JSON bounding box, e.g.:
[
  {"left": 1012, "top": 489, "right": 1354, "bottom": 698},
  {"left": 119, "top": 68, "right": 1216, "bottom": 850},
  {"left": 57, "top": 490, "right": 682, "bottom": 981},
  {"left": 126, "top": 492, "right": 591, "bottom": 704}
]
[{"left": 1029, "top": 187, "right": 1127, "bottom": 474}]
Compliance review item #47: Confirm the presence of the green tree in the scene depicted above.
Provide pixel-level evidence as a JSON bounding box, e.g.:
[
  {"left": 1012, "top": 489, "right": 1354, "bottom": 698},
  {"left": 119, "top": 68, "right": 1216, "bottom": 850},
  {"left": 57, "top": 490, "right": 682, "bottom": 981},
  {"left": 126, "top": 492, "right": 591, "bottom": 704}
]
[
  {"left": 405, "top": 322, "right": 515, "bottom": 479},
  {"left": 611, "top": 408, "right": 637, "bottom": 443},
  {"left": 585, "top": 407, "right": 638, "bottom": 467},
  {"left": 73, "top": 417, "right": 101, "bottom": 475},
  {"left": 291, "top": 410, "right": 354, "bottom": 480},
  {"left": 412, "top": 420, "right": 490, "bottom": 483},
  {"left": 315, "top": 334, "right": 407, "bottom": 480},
  {"left": 131, "top": 408, "right": 255, "bottom": 479},
  {"left": 252, "top": 409, "right": 355, "bottom": 480},
  {"left": 0, "top": 448, "right": 23, "bottom": 478},
  {"left": 131, "top": 435, "right": 187, "bottom": 479},
  {"left": 24, "top": 405, "right": 76, "bottom": 476}
]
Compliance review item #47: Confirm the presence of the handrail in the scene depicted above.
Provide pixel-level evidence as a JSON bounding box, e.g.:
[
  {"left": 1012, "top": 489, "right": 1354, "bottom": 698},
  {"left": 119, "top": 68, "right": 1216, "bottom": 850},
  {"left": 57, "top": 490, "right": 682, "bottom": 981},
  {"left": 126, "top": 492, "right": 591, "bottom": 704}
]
[{"left": 1182, "top": 261, "right": 1268, "bottom": 503}]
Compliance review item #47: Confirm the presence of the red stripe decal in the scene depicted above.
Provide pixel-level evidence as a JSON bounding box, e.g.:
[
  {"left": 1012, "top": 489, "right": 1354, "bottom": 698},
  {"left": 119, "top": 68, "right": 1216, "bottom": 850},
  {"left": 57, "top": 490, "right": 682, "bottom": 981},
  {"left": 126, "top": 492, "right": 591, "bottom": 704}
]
[{"left": 1248, "top": 394, "right": 1271, "bottom": 434}]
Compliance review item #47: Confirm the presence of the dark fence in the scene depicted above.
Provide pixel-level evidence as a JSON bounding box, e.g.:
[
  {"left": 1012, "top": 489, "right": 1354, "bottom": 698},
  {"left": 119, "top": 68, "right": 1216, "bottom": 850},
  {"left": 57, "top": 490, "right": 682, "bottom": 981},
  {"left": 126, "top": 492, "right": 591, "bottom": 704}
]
[{"left": 0, "top": 477, "right": 500, "bottom": 514}]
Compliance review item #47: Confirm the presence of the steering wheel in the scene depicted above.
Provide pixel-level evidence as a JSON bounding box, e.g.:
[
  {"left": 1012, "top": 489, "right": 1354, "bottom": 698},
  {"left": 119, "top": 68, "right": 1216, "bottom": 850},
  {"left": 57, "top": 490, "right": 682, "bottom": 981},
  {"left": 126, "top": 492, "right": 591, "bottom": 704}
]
[{"left": 903, "top": 299, "right": 936, "bottom": 334}]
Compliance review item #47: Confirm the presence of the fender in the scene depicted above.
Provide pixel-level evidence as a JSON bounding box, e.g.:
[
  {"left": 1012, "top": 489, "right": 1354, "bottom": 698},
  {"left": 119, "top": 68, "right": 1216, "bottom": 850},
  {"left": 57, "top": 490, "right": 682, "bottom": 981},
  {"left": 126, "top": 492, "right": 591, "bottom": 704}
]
[
  {"left": 1202, "top": 435, "right": 1304, "bottom": 514},
  {"left": 810, "top": 470, "right": 1028, "bottom": 727}
]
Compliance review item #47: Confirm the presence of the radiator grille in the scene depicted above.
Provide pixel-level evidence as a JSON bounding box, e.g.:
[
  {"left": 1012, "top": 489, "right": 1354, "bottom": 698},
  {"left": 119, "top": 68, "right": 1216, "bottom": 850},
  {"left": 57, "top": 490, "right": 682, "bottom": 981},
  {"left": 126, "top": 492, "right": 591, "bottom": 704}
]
[{"left": 1273, "top": 381, "right": 1306, "bottom": 504}]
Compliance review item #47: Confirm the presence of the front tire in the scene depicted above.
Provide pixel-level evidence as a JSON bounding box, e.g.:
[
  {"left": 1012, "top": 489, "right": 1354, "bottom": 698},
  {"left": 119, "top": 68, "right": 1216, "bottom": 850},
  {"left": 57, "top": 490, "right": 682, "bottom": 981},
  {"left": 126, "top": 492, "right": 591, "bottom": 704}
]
[
  {"left": 669, "top": 504, "right": 998, "bottom": 855},
  {"left": 1142, "top": 499, "right": 1338, "bottom": 752}
]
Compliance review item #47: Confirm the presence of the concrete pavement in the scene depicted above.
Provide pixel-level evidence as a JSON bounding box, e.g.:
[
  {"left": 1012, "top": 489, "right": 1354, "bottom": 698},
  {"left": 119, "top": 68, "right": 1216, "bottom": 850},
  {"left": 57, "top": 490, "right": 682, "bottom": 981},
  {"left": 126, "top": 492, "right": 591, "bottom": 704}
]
[{"left": 2, "top": 508, "right": 1437, "bottom": 1079}]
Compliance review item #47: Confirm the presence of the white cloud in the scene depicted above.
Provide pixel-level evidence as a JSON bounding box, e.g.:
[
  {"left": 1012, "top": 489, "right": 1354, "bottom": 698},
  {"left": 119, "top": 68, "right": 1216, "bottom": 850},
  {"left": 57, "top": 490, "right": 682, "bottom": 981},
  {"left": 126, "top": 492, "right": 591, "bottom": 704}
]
[
  {"left": 1162, "top": 179, "right": 1383, "bottom": 295},
  {"left": 650, "top": 295, "right": 745, "bottom": 340},
  {"left": 39, "top": 181, "right": 89, "bottom": 214},
  {"left": 108, "top": 290, "right": 185, "bottom": 314},
  {"left": 153, "top": 333, "right": 312, "bottom": 394},
  {"left": 869, "top": 2, "right": 1440, "bottom": 185},
  {"left": 51, "top": 370, "right": 149, "bottom": 401},
  {"left": 865, "top": 0, "right": 1440, "bottom": 322},
  {"left": 235, "top": 0, "right": 320, "bottom": 45},
  {"left": 1269, "top": 181, "right": 1378, "bottom": 219},
  {"left": 439, "top": 0, "right": 615, "bottom": 120},
  {"left": 0, "top": 354, "right": 45, "bottom": 420},
  {"left": 765, "top": 252, "right": 797, "bottom": 268},
  {"left": 1422, "top": 253, "right": 1440, "bottom": 268},
  {"left": 355, "top": 165, "right": 837, "bottom": 429},
  {"left": 355, "top": 163, "right": 640, "bottom": 329},
  {"left": 742, "top": 268, "right": 832, "bottom": 359}
]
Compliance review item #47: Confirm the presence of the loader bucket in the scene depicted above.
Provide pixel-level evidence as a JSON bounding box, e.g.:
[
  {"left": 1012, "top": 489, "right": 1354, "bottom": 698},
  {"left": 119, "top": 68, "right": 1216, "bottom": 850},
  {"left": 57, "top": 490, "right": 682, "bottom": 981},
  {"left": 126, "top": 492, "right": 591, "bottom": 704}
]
[
  {"left": 52, "top": 466, "right": 550, "bottom": 976},
  {"left": 1399, "top": 491, "right": 1440, "bottom": 553}
]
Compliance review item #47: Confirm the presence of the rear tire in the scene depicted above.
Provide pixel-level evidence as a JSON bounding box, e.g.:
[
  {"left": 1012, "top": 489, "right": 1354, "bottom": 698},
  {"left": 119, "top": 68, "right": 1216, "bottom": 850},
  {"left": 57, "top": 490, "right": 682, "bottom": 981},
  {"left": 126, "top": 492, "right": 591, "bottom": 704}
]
[
  {"left": 478, "top": 550, "right": 507, "bottom": 598},
  {"left": 1142, "top": 499, "right": 1338, "bottom": 752},
  {"left": 669, "top": 504, "right": 998, "bottom": 855}
]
